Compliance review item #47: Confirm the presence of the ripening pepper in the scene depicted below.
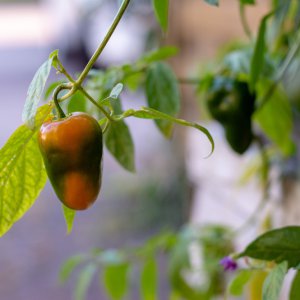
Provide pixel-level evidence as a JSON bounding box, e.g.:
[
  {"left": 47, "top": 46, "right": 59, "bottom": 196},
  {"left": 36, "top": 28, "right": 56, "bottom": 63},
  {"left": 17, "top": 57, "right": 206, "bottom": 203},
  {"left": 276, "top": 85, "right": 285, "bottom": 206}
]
[{"left": 38, "top": 112, "right": 103, "bottom": 210}]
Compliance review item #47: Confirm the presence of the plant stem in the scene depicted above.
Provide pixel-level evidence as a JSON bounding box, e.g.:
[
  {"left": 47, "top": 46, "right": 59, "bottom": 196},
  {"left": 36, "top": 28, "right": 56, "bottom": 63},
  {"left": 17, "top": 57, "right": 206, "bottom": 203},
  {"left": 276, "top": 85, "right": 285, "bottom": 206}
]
[
  {"left": 233, "top": 137, "right": 270, "bottom": 236},
  {"left": 76, "top": 0, "right": 131, "bottom": 86},
  {"left": 53, "top": 84, "right": 71, "bottom": 118},
  {"left": 78, "top": 88, "right": 114, "bottom": 121},
  {"left": 239, "top": 3, "right": 252, "bottom": 40}
]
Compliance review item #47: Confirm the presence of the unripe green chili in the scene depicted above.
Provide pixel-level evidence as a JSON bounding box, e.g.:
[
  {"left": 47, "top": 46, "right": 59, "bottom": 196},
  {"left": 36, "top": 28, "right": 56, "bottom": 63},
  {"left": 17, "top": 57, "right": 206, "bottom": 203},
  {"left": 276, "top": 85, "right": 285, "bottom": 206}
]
[{"left": 206, "top": 76, "right": 256, "bottom": 154}]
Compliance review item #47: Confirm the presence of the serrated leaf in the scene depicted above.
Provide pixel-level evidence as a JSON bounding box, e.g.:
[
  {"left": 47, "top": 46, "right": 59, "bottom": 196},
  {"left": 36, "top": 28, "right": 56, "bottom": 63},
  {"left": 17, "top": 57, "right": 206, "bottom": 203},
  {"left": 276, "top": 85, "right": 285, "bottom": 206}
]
[
  {"left": 254, "top": 84, "right": 295, "bottom": 156},
  {"left": 145, "top": 62, "right": 180, "bottom": 138},
  {"left": 109, "top": 83, "right": 124, "bottom": 99},
  {"left": 204, "top": 0, "right": 219, "bottom": 6},
  {"left": 152, "top": 0, "right": 169, "bottom": 31},
  {"left": 22, "top": 57, "right": 54, "bottom": 129},
  {"left": 239, "top": 227, "right": 300, "bottom": 268},
  {"left": 141, "top": 258, "right": 158, "bottom": 300},
  {"left": 103, "top": 263, "right": 129, "bottom": 300},
  {"left": 141, "top": 47, "right": 179, "bottom": 64},
  {"left": 59, "top": 255, "right": 84, "bottom": 284},
  {"left": 0, "top": 104, "right": 52, "bottom": 237},
  {"left": 289, "top": 271, "right": 300, "bottom": 300},
  {"left": 250, "top": 11, "right": 273, "bottom": 90},
  {"left": 62, "top": 205, "right": 76, "bottom": 234},
  {"left": 228, "top": 270, "right": 252, "bottom": 296},
  {"left": 105, "top": 120, "right": 135, "bottom": 172},
  {"left": 75, "top": 263, "right": 97, "bottom": 300},
  {"left": 262, "top": 261, "right": 287, "bottom": 300}
]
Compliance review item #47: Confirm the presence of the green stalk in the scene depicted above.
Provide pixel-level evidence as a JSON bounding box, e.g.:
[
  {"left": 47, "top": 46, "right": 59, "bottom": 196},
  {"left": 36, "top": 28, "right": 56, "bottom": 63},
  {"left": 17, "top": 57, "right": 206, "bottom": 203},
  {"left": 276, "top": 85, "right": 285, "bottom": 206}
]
[
  {"left": 76, "top": 0, "right": 131, "bottom": 86},
  {"left": 53, "top": 85, "right": 71, "bottom": 118}
]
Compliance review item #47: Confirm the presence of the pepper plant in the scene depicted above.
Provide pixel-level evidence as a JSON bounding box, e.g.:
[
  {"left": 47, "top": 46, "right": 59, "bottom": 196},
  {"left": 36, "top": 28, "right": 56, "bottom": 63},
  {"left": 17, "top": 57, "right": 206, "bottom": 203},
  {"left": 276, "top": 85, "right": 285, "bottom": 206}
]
[{"left": 2, "top": 0, "right": 300, "bottom": 299}]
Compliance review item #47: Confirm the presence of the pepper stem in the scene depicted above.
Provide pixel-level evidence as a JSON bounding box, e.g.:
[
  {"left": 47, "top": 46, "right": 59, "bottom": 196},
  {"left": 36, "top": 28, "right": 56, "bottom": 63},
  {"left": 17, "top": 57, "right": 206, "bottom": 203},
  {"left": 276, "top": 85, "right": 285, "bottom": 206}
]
[{"left": 53, "top": 84, "right": 71, "bottom": 119}]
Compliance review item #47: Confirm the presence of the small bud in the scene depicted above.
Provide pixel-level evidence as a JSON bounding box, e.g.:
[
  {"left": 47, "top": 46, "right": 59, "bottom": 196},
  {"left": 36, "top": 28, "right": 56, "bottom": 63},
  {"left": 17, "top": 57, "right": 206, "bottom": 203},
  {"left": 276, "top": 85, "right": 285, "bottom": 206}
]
[{"left": 220, "top": 256, "right": 238, "bottom": 271}]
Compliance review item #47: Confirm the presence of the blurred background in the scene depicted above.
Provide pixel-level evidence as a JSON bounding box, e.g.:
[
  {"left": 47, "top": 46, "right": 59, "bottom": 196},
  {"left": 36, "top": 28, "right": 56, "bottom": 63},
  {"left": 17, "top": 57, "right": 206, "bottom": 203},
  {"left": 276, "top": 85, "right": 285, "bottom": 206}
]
[{"left": 0, "top": 0, "right": 273, "bottom": 299}]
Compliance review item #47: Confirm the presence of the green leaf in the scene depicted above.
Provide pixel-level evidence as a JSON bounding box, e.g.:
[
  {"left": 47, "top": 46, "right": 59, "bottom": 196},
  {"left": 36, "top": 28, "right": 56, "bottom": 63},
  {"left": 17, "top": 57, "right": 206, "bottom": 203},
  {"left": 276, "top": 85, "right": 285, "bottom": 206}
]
[
  {"left": 140, "top": 258, "right": 158, "bottom": 300},
  {"left": 141, "top": 47, "right": 179, "bottom": 64},
  {"left": 204, "top": 0, "right": 219, "bottom": 6},
  {"left": 49, "top": 49, "right": 59, "bottom": 60},
  {"left": 75, "top": 263, "right": 97, "bottom": 300},
  {"left": 272, "top": 0, "right": 291, "bottom": 40},
  {"left": 59, "top": 255, "right": 84, "bottom": 284},
  {"left": 152, "top": 0, "right": 169, "bottom": 31},
  {"left": 109, "top": 83, "right": 124, "bottom": 99},
  {"left": 262, "top": 261, "right": 288, "bottom": 300},
  {"left": 254, "top": 84, "right": 295, "bottom": 156},
  {"left": 289, "top": 271, "right": 300, "bottom": 300},
  {"left": 67, "top": 92, "right": 87, "bottom": 114},
  {"left": 130, "top": 107, "right": 214, "bottom": 156},
  {"left": 62, "top": 205, "right": 76, "bottom": 234},
  {"left": 0, "top": 105, "right": 52, "bottom": 237},
  {"left": 145, "top": 62, "right": 180, "bottom": 138},
  {"left": 240, "top": 0, "right": 255, "bottom": 4},
  {"left": 239, "top": 226, "right": 300, "bottom": 268},
  {"left": 250, "top": 11, "right": 273, "bottom": 91},
  {"left": 44, "top": 81, "right": 64, "bottom": 100},
  {"left": 228, "top": 270, "right": 253, "bottom": 296},
  {"left": 103, "top": 263, "right": 130, "bottom": 300},
  {"left": 105, "top": 120, "right": 135, "bottom": 172},
  {"left": 123, "top": 72, "right": 143, "bottom": 92},
  {"left": 49, "top": 49, "right": 59, "bottom": 68},
  {"left": 22, "top": 57, "right": 54, "bottom": 129}
]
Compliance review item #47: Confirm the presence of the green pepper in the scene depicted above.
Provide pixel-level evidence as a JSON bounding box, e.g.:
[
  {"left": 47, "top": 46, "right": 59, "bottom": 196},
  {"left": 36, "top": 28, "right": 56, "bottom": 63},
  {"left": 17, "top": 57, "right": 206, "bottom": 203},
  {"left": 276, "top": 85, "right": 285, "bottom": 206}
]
[
  {"left": 206, "top": 76, "right": 255, "bottom": 154},
  {"left": 38, "top": 112, "right": 103, "bottom": 210}
]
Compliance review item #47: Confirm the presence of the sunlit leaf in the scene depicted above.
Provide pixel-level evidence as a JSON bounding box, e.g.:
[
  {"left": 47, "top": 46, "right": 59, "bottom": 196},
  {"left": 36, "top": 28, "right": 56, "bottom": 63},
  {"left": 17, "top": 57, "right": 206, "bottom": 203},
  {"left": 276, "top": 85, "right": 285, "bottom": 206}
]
[
  {"left": 22, "top": 57, "right": 54, "bottom": 129},
  {"left": 62, "top": 205, "right": 76, "bottom": 234},
  {"left": 141, "top": 258, "right": 158, "bottom": 300},
  {"left": 262, "top": 261, "right": 287, "bottom": 300},
  {"left": 228, "top": 270, "right": 252, "bottom": 296},
  {"left": 109, "top": 83, "right": 124, "bottom": 99},
  {"left": 103, "top": 263, "right": 130, "bottom": 300},
  {"left": 0, "top": 105, "right": 52, "bottom": 237}
]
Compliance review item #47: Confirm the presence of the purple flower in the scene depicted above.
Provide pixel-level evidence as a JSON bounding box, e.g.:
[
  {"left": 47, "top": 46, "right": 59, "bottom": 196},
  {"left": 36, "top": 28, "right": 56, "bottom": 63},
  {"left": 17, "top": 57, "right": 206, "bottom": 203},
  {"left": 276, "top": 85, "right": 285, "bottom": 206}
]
[{"left": 220, "top": 256, "right": 238, "bottom": 271}]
